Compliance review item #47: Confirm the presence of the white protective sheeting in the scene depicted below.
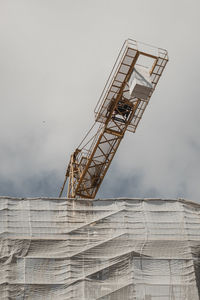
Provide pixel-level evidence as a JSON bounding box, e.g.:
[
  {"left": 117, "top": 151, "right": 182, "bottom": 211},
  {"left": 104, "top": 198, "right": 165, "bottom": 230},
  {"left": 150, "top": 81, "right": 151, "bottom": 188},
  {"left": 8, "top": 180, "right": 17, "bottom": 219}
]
[{"left": 0, "top": 197, "right": 200, "bottom": 299}]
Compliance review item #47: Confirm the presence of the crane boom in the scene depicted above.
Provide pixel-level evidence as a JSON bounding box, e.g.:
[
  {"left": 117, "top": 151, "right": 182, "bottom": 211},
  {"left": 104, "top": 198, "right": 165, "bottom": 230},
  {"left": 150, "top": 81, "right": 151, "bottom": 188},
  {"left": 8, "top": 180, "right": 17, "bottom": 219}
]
[{"left": 59, "top": 39, "right": 168, "bottom": 199}]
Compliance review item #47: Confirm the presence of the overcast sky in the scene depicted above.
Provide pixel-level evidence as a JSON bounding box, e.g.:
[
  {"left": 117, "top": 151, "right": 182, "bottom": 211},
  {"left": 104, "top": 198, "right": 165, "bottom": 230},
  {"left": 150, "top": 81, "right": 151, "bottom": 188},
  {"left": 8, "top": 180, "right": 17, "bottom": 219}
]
[{"left": 0, "top": 0, "right": 200, "bottom": 201}]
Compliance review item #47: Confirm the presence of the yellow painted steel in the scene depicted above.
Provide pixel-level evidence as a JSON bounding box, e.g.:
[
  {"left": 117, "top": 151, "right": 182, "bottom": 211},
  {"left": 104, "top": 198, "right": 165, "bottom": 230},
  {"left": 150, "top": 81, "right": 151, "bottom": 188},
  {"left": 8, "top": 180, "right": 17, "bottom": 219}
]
[{"left": 59, "top": 39, "right": 168, "bottom": 199}]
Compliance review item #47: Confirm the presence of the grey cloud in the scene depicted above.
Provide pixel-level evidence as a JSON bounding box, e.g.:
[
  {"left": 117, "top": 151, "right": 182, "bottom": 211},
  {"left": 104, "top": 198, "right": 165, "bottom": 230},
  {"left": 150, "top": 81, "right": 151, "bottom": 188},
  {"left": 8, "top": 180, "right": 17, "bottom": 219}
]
[
  {"left": 0, "top": 0, "right": 200, "bottom": 201},
  {"left": 0, "top": 171, "right": 61, "bottom": 198}
]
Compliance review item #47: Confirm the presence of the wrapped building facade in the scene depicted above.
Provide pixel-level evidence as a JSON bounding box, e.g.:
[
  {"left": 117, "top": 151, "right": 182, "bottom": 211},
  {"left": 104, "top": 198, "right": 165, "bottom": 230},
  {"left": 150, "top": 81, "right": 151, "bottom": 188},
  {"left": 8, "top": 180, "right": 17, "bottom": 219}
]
[{"left": 0, "top": 197, "right": 200, "bottom": 299}]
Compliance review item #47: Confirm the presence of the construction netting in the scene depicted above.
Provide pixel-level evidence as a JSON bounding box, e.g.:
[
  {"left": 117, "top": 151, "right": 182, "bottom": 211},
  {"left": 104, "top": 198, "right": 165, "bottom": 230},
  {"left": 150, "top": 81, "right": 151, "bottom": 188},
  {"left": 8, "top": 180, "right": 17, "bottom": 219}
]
[{"left": 0, "top": 197, "right": 200, "bottom": 299}]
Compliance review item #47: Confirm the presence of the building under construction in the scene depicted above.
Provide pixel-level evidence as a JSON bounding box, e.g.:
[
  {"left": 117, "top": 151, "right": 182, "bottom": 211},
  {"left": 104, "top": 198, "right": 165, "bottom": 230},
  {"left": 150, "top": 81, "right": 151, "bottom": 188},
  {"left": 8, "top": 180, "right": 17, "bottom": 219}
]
[{"left": 1, "top": 197, "right": 200, "bottom": 299}]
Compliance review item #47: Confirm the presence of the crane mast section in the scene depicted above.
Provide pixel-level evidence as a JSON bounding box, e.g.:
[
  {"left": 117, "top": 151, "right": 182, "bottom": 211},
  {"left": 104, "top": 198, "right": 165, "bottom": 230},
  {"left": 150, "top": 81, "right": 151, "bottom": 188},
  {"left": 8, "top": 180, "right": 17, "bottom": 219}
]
[{"left": 60, "top": 39, "right": 168, "bottom": 199}]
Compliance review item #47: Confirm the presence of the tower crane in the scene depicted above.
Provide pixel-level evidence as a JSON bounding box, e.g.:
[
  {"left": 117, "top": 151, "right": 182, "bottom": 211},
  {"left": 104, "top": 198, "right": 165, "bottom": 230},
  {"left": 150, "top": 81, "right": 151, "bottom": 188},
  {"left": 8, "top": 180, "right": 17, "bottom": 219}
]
[{"left": 59, "top": 39, "right": 168, "bottom": 199}]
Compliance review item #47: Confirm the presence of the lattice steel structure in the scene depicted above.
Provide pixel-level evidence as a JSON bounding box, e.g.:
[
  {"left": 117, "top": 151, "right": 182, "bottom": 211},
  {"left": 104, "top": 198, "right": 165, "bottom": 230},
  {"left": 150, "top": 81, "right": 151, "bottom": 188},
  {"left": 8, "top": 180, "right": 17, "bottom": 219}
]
[{"left": 59, "top": 39, "right": 168, "bottom": 199}]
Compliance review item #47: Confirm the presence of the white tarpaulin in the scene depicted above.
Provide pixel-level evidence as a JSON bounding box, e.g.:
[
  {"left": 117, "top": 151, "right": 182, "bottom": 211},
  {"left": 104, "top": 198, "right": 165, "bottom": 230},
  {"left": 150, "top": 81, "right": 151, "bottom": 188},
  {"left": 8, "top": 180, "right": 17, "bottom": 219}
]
[
  {"left": 0, "top": 197, "right": 200, "bottom": 299},
  {"left": 128, "top": 65, "right": 153, "bottom": 100}
]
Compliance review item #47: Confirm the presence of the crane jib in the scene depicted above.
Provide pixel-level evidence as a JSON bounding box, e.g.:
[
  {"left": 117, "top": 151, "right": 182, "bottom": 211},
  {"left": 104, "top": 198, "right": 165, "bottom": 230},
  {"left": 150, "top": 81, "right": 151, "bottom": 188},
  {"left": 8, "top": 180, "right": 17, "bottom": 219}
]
[{"left": 59, "top": 39, "right": 168, "bottom": 199}]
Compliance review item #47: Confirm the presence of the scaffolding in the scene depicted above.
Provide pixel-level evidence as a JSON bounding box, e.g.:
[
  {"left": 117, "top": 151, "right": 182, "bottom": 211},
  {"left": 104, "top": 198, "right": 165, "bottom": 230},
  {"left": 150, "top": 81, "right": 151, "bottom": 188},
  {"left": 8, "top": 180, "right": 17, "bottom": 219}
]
[{"left": 0, "top": 197, "right": 200, "bottom": 299}]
